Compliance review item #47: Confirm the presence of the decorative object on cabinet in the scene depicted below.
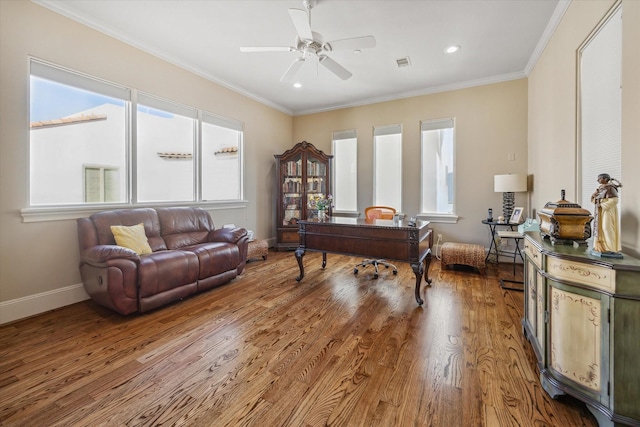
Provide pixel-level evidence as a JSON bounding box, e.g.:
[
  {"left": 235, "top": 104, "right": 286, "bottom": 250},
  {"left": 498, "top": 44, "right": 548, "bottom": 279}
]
[
  {"left": 494, "top": 173, "right": 527, "bottom": 220},
  {"left": 274, "top": 141, "right": 332, "bottom": 251},
  {"left": 590, "top": 173, "right": 623, "bottom": 258},
  {"left": 538, "top": 189, "right": 593, "bottom": 245},
  {"left": 522, "top": 232, "right": 640, "bottom": 427}
]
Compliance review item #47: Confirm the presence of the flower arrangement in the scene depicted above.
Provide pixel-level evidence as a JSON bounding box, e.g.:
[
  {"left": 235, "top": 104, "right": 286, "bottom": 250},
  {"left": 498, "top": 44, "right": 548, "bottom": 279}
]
[{"left": 312, "top": 194, "right": 333, "bottom": 211}]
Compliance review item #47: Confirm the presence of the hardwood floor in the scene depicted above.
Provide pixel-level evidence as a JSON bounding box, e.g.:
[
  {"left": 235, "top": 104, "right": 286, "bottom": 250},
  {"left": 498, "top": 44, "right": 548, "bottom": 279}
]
[{"left": 0, "top": 250, "right": 598, "bottom": 427}]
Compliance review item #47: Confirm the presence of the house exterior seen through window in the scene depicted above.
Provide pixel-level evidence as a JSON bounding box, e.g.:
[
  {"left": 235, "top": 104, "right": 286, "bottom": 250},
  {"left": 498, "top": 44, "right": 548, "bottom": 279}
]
[{"left": 29, "top": 59, "right": 243, "bottom": 207}]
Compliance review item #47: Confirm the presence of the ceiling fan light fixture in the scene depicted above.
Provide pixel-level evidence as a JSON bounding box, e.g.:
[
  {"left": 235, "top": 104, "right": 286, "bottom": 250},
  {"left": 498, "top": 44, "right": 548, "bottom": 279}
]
[{"left": 445, "top": 45, "right": 461, "bottom": 54}]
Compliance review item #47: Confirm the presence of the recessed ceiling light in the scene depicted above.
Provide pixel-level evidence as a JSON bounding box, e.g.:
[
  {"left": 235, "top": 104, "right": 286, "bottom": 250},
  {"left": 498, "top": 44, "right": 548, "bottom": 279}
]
[
  {"left": 293, "top": 82, "right": 302, "bottom": 88},
  {"left": 445, "top": 45, "right": 461, "bottom": 54}
]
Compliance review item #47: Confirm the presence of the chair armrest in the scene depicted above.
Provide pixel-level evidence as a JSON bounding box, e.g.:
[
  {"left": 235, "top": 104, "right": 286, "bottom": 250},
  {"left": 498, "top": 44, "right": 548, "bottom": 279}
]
[
  {"left": 80, "top": 245, "right": 140, "bottom": 266},
  {"left": 208, "top": 227, "right": 248, "bottom": 244}
]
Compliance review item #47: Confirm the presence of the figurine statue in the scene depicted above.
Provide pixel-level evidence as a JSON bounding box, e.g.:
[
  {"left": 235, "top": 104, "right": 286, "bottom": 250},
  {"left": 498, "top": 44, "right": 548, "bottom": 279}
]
[{"left": 590, "top": 173, "right": 623, "bottom": 257}]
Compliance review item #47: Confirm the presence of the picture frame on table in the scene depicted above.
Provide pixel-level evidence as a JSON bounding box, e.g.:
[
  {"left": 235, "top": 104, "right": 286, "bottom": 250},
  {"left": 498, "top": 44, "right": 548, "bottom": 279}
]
[{"left": 509, "top": 207, "right": 524, "bottom": 224}]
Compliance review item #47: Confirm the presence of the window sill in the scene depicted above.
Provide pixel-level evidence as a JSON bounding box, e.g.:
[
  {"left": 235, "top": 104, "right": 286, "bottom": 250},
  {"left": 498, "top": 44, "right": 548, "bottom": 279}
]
[
  {"left": 21, "top": 200, "right": 248, "bottom": 223},
  {"left": 417, "top": 213, "right": 459, "bottom": 224}
]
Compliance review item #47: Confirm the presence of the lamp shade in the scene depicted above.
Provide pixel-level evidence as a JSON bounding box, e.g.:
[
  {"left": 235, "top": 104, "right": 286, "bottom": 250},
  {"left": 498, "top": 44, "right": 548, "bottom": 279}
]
[{"left": 494, "top": 174, "right": 527, "bottom": 193}]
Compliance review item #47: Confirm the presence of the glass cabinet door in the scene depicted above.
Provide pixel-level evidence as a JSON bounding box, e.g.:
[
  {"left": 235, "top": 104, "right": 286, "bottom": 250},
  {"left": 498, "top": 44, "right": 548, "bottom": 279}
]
[
  {"left": 306, "top": 154, "right": 328, "bottom": 219},
  {"left": 282, "top": 154, "right": 302, "bottom": 226}
]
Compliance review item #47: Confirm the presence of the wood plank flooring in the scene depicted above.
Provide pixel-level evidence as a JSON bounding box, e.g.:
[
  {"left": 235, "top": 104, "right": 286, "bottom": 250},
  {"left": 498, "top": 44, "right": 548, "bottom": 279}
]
[{"left": 0, "top": 250, "right": 598, "bottom": 426}]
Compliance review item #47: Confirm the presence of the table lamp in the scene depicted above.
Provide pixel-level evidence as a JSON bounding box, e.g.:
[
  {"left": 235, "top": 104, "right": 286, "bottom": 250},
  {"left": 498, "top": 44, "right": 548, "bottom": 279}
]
[{"left": 494, "top": 174, "right": 527, "bottom": 221}]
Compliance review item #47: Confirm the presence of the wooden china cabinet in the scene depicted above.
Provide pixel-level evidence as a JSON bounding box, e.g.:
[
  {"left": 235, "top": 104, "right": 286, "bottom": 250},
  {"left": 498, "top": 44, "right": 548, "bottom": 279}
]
[{"left": 274, "top": 141, "right": 332, "bottom": 251}]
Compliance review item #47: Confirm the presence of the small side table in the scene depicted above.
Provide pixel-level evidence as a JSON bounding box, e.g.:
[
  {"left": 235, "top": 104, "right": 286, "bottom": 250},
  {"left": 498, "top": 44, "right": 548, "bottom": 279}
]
[
  {"left": 496, "top": 230, "right": 524, "bottom": 291},
  {"left": 482, "top": 219, "right": 518, "bottom": 263}
]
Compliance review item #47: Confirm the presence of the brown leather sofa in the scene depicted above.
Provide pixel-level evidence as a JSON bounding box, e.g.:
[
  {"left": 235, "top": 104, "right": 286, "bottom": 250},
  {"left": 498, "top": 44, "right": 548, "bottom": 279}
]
[{"left": 77, "top": 207, "right": 249, "bottom": 315}]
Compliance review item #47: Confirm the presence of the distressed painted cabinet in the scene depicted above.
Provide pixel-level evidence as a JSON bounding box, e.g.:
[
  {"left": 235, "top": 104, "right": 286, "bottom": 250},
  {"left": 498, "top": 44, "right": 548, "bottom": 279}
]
[{"left": 522, "top": 232, "right": 640, "bottom": 427}]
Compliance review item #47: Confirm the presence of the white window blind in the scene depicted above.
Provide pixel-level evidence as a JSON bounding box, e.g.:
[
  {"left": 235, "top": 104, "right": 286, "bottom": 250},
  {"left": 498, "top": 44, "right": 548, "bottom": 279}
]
[
  {"left": 373, "top": 125, "right": 402, "bottom": 210},
  {"left": 579, "top": 6, "right": 622, "bottom": 213},
  {"left": 332, "top": 130, "right": 358, "bottom": 212}
]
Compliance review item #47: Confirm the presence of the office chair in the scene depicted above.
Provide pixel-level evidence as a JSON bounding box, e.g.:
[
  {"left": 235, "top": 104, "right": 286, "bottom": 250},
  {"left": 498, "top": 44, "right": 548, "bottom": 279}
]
[{"left": 353, "top": 206, "right": 399, "bottom": 279}]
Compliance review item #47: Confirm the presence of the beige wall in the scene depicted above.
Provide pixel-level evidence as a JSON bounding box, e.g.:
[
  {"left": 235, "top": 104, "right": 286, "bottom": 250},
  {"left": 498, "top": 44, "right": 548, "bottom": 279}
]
[
  {"left": 0, "top": 1, "right": 292, "bottom": 321},
  {"left": 528, "top": 0, "right": 640, "bottom": 256},
  {"left": 293, "top": 79, "right": 529, "bottom": 247}
]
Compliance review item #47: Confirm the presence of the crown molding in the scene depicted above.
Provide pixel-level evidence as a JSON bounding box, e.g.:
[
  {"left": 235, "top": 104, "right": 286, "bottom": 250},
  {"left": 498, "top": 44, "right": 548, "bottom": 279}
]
[{"left": 524, "top": 0, "right": 572, "bottom": 76}]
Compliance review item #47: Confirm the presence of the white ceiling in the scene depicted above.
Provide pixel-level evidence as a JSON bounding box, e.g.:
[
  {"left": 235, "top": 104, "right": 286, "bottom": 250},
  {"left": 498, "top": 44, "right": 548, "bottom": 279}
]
[{"left": 35, "top": 0, "right": 566, "bottom": 116}]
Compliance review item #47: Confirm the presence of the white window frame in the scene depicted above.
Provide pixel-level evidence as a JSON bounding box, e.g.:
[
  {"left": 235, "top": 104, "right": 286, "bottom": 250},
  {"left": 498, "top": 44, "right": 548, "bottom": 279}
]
[
  {"left": 23, "top": 58, "right": 246, "bottom": 222},
  {"left": 419, "top": 118, "right": 458, "bottom": 224},
  {"left": 331, "top": 130, "right": 358, "bottom": 215}
]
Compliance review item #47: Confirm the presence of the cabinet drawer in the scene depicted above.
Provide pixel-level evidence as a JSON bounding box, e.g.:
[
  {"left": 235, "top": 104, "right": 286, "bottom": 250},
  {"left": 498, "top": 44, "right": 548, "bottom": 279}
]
[
  {"left": 280, "top": 229, "right": 300, "bottom": 243},
  {"left": 524, "top": 240, "right": 542, "bottom": 269},
  {"left": 546, "top": 256, "right": 615, "bottom": 292}
]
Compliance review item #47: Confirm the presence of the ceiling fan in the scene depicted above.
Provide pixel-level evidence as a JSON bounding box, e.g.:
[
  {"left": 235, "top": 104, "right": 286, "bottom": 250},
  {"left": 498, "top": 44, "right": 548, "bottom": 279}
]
[{"left": 240, "top": 0, "right": 376, "bottom": 82}]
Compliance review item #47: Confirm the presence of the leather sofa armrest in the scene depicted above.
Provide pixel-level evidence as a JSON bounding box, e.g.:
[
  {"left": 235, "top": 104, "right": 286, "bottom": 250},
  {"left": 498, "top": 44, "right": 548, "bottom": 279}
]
[
  {"left": 208, "top": 227, "right": 248, "bottom": 244},
  {"left": 81, "top": 245, "right": 140, "bottom": 266}
]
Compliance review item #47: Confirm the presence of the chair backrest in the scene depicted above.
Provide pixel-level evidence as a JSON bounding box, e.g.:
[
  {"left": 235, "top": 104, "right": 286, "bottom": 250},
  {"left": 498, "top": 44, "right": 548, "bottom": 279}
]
[{"left": 365, "top": 206, "right": 396, "bottom": 220}]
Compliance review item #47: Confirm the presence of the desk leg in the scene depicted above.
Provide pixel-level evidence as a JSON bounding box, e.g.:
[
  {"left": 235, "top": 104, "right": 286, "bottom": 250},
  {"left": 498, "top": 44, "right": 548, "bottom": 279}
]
[
  {"left": 411, "top": 262, "right": 424, "bottom": 305},
  {"left": 411, "top": 251, "right": 432, "bottom": 306},
  {"left": 295, "top": 247, "right": 305, "bottom": 282},
  {"left": 322, "top": 252, "right": 327, "bottom": 269}
]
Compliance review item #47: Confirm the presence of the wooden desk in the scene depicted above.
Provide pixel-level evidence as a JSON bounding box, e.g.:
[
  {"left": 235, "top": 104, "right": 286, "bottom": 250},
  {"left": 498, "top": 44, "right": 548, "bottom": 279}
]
[{"left": 295, "top": 218, "right": 432, "bottom": 305}]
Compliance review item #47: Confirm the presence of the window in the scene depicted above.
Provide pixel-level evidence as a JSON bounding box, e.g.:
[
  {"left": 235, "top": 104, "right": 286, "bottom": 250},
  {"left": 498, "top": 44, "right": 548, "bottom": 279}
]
[
  {"left": 30, "top": 61, "right": 129, "bottom": 206},
  {"left": 331, "top": 130, "right": 357, "bottom": 212},
  {"left": 28, "top": 59, "right": 244, "bottom": 210},
  {"left": 202, "top": 113, "right": 243, "bottom": 201},
  {"left": 373, "top": 125, "right": 402, "bottom": 210},
  {"left": 578, "top": 5, "right": 621, "bottom": 212},
  {"left": 420, "top": 118, "right": 455, "bottom": 216},
  {"left": 84, "top": 166, "right": 120, "bottom": 203},
  {"left": 136, "top": 94, "right": 196, "bottom": 203}
]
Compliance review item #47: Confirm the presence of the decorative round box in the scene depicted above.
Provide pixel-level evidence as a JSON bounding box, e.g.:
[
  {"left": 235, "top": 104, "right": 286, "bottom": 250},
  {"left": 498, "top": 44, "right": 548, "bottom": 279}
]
[{"left": 538, "top": 190, "right": 593, "bottom": 245}]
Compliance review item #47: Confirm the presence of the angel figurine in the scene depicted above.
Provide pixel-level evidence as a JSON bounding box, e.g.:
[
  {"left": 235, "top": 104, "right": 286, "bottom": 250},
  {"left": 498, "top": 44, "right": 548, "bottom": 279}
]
[{"left": 590, "top": 173, "right": 623, "bottom": 258}]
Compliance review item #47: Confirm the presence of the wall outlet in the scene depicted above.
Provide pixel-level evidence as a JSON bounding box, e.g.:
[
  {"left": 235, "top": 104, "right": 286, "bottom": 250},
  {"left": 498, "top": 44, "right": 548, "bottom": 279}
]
[{"left": 437, "top": 233, "right": 443, "bottom": 241}]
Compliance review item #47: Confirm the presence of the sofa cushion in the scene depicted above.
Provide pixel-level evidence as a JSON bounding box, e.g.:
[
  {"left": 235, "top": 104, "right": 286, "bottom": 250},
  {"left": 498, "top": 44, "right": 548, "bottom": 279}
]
[
  {"left": 157, "top": 207, "right": 214, "bottom": 249},
  {"left": 91, "top": 208, "right": 167, "bottom": 252},
  {"left": 137, "top": 250, "right": 199, "bottom": 298},
  {"left": 110, "top": 223, "right": 152, "bottom": 255},
  {"left": 183, "top": 242, "right": 241, "bottom": 278}
]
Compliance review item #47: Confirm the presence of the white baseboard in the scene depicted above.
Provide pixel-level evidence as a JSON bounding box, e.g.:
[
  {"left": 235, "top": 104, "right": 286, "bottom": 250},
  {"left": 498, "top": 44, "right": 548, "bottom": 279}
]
[{"left": 0, "top": 283, "right": 90, "bottom": 325}]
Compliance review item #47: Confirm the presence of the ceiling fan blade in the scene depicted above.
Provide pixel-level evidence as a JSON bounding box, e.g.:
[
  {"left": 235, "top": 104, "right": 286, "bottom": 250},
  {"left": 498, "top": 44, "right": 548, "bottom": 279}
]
[
  {"left": 240, "top": 46, "right": 294, "bottom": 53},
  {"left": 281, "top": 57, "right": 305, "bottom": 83},
  {"left": 289, "top": 8, "right": 313, "bottom": 41},
  {"left": 325, "top": 36, "right": 376, "bottom": 51},
  {"left": 319, "top": 55, "right": 352, "bottom": 80}
]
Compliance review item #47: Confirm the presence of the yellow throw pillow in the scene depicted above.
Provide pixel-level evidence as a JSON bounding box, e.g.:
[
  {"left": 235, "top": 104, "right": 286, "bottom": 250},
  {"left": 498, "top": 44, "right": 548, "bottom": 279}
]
[{"left": 111, "top": 223, "right": 152, "bottom": 255}]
